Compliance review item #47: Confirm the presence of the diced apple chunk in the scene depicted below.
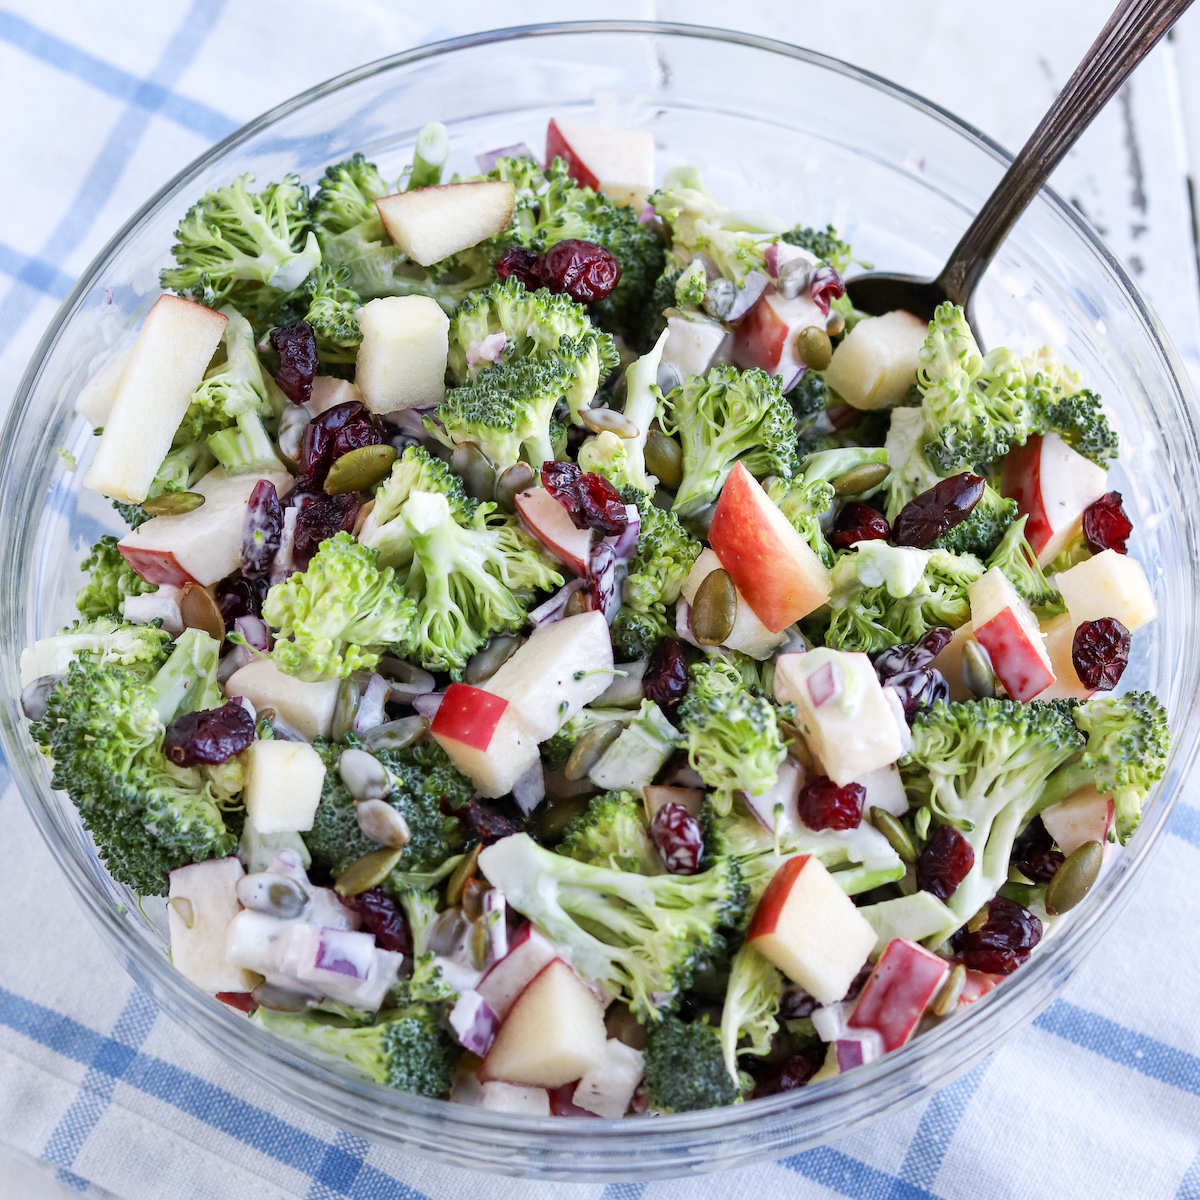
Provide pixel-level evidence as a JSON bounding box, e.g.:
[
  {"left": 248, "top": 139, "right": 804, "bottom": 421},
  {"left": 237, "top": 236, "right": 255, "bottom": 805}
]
[
  {"left": 642, "top": 785, "right": 705, "bottom": 821},
  {"left": 1056, "top": 549, "right": 1158, "bottom": 632},
  {"left": 514, "top": 487, "right": 592, "bottom": 575},
  {"left": 823, "top": 310, "right": 928, "bottom": 411},
  {"left": 355, "top": 296, "right": 449, "bottom": 413},
  {"left": 746, "top": 855, "right": 877, "bottom": 1005},
  {"left": 308, "top": 376, "right": 362, "bottom": 415},
  {"left": 1040, "top": 787, "right": 1115, "bottom": 856},
  {"left": 572, "top": 1038, "right": 645, "bottom": 1119},
  {"left": 731, "top": 288, "right": 827, "bottom": 390},
  {"left": 1035, "top": 613, "right": 1094, "bottom": 702},
  {"left": 243, "top": 740, "right": 327, "bottom": 834},
  {"left": 969, "top": 567, "right": 1055, "bottom": 702},
  {"left": 85, "top": 296, "right": 228, "bottom": 503},
  {"left": 76, "top": 344, "right": 133, "bottom": 427},
  {"left": 224, "top": 659, "right": 340, "bottom": 741},
  {"left": 477, "top": 924, "right": 560, "bottom": 1021},
  {"left": 859, "top": 892, "right": 956, "bottom": 954},
  {"left": 546, "top": 119, "right": 655, "bottom": 207},
  {"left": 480, "top": 959, "right": 608, "bottom": 1088},
  {"left": 679, "top": 548, "right": 786, "bottom": 659},
  {"left": 430, "top": 683, "right": 540, "bottom": 799},
  {"left": 376, "top": 180, "right": 515, "bottom": 267},
  {"left": 661, "top": 312, "right": 732, "bottom": 383},
  {"left": 847, "top": 938, "right": 950, "bottom": 1051},
  {"left": 931, "top": 621, "right": 977, "bottom": 703},
  {"left": 168, "top": 858, "right": 256, "bottom": 993}
]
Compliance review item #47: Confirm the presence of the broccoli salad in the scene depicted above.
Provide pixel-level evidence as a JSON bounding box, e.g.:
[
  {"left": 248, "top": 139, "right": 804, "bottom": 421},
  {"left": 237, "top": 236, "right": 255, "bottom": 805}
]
[{"left": 22, "top": 115, "right": 1170, "bottom": 1116}]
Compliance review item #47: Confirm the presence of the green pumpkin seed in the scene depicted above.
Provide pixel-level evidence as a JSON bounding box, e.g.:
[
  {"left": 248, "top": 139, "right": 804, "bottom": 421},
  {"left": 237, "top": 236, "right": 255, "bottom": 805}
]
[
  {"left": 931, "top": 963, "right": 966, "bottom": 1017},
  {"left": 331, "top": 677, "right": 361, "bottom": 744},
  {"left": 363, "top": 714, "right": 429, "bottom": 752},
  {"left": 869, "top": 807, "right": 917, "bottom": 863},
  {"left": 962, "top": 640, "right": 997, "bottom": 700},
  {"left": 179, "top": 583, "right": 225, "bottom": 645},
  {"left": 464, "top": 634, "right": 521, "bottom": 685},
  {"left": 564, "top": 721, "right": 625, "bottom": 781},
  {"left": 251, "top": 981, "right": 313, "bottom": 1012},
  {"left": 538, "top": 793, "right": 592, "bottom": 844},
  {"left": 581, "top": 407, "right": 639, "bottom": 439},
  {"left": 826, "top": 311, "right": 846, "bottom": 338},
  {"left": 445, "top": 844, "right": 482, "bottom": 907},
  {"left": 324, "top": 444, "right": 397, "bottom": 495},
  {"left": 564, "top": 587, "right": 589, "bottom": 618},
  {"left": 692, "top": 568, "right": 737, "bottom": 646},
  {"left": 143, "top": 490, "right": 205, "bottom": 516},
  {"left": 495, "top": 461, "right": 537, "bottom": 513},
  {"left": 831, "top": 462, "right": 890, "bottom": 496},
  {"left": 452, "top": 441, "right": 497, "bottom": 502},
  {"left": 334, "top": 845, "right": 406, "bottom": 896},
  {"left": 644, "top": 428, "right": 684, "bottom": 490},
  {"left": 1045, "top": 840, "right": 1103, "bottom": 915},
  {"left": 797, "top": 325, "right": 834, "bottom": 371},
  {"left": 781, "top": 721, "right": 815, "bottom": 770}
]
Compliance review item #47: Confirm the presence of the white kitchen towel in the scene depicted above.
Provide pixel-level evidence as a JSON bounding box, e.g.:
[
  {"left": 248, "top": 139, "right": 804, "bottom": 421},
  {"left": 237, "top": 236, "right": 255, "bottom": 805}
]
[{"left": 3, "top": 3, "right": 1200, "bottom": 1199}]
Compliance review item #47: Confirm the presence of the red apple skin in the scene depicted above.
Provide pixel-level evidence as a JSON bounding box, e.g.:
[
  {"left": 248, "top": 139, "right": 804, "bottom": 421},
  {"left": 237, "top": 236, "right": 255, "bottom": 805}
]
[
  {"left": 546, "top": 119, "right": 601, "bottom": 190},
  {"left": 746, "top": 855, "right": 812, "bottom": 940},
  {"left": 1000, "top": 438, "right": 1052, "bottom": 556},
  {"left": 477, "top": 923, "right": 559, "bottom": 1020},
  {"left": 514, "top": 488, "right": 591, "bottom": 576},
  {"left": 846, "top": 938, "right": 950, "bottom": 1052},
  {"left": 548, "top": 1083, "right": 600, "bottom": 1118},
  {"left": 973, "top": 608, "right": 1055, "bottom": 702},
  {"left": 958, "top": 967, "right": 1006, "bottom": 1007},
  {"left": 430, "top": 683, "right": 509, "bottom": 751},
  {"left": 117, "top": 543, "right": 197, "bottom": 588},
  {"left": 732, "top": 292, "right": 788, "bottom": 374},
  {"left": 709, "top": 463, "right": 832, "bottom": 632}
]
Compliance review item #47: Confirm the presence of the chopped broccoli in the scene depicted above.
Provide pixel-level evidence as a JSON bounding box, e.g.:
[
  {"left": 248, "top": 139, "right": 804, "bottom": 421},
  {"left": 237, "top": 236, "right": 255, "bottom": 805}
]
[
  {"left": 76, "top": 536, "right": 155, "bottom": 619},
  {"left": 398, "top": 888, "right": 457, "bottom": 1003},
  {"left": 478, "top": 832, "right": 746, "bottom": 1018},
  {"left": 674, "top": 259, "right": 709, "bottom": 308},
  {"left": 1024, "top": 348, "right": 1119, "bottom": 466},
  {"left": 305, "top": 738, "right": 469, "bottom": 879},
  {"left": 642, "top": 1015, "right": 739, "bottom": 1112},
  {"left": 541, "top": 707, "right": 637, "bottom": 771},
  {"left": 558, "top": 789, "right": 662, "bottom": 874},
  {"left": 160, "top": 173, "right": 321, "bottom": 320},
  {"left": 678, "top": 659, "right": 787, "bottom": 815},
  {"left": 662, "top": 365, "right": 798, "bottom": 521},
  {"left": 262, "top": 531, "right": 416, "bottom": 681},
  {"left": 719, "top": 942, "right": 783, "bottom": 1086},
  {"left": 620, "top": 487, "right": 701, "bottom": 612},
  {"left": 577, "top": 429, "right": 630, "bottom": 483},
  {"left": 29, "top": 629, "right": 239, "bottom": 895},
  {"left": 21, "top": 616, "right": 172, "bottom": 683},
  {"left": 781, "top": 223, "right": 855, "bottom": 273},
  {"left": 302, "top": 262, "right": 362, "bottom": 364},
  {"left": 255, "top": 1004, "right": 458, "bottom": 1098},
  {"left": 931, "top": 482, "right": 1018, "bottom": 559},
  {"left": 825, "top": 540, "right": 981, "bottom": 655},
  {"left": 610, "top": 605, "right": 673, "bottom": 661},
  {"left": 984, "top": 515, "right": 1064, "bottom": 613}
]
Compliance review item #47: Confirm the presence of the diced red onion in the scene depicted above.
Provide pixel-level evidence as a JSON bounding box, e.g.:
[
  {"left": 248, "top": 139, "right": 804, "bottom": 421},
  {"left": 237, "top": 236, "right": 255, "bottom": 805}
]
[
  {"left": 234, "top": 615, "right": 271, "bottom": 652},
  {"left": 448, "top": 990, "right": 500, "bottom": 1055},
  {"left": 511, "top": 760, "right": 545, "bottom": 816},
  {"left": 809, "top": 266, "right": 845, "bottom": 316},
  {"left": 674, "top": 599, "right": 702, "bottom": 649},
  {"left": 411, "top": 692, "right": 445, "bottom": 720},
  {"left": 475, "top": 143, "right": 536, "bottom": 173},
  {"left": 807, "top": 662, "right": 839, "bottom": 707},
  {"left": 778, "top": 628, "right": 808, "bottom": 655},
  {"left": 270, "top": 508, "right": 299, "bottom": 586},
  {"left": 638, "top": 203, "right": 656, "bottom": 225},
  {"left": 529, "top": 578, "right": 585, "bottom": 627},
  {"left": 465, "top": 331, "right": 507, "bottom": 372},
  {"left": 586, "top": 541, "right": 620, "bottom": 622},
  {"left": 313, "top": 927, "right": 375, "bottom": 980},
  {"left": 482, "top": 889, "right": 508, "bottom": 962},
  {"left": 606, "top": 504, "right": 641, "bottom": 563},
  {"left": 353, "top": 674, "right": 389, "bottom": 734}
]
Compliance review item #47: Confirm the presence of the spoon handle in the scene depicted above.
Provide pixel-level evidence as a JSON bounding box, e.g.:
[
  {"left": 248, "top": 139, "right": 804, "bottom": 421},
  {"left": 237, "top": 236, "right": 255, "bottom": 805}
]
[{"left": 937, "top": 0, "right": 1194, "bottom": 305}]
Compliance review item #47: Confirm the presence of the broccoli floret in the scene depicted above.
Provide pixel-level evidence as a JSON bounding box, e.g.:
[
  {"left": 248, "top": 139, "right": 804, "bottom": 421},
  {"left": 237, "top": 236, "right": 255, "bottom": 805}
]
[
  {"left": 1036, "top": 693, "right": 1169, "bottom": 841},
  {"left": 392, "top": 490, "right": 562, "bottom": 674},
  {"left": 610, "top": 605, "right": 673, "bottom": 661},
  {"left": 781, "top": 224, "right": 854, "bottom": 273},
  {"left": 113, "top": 441, "right": 216, "bottom": 528},
  {"left": 21, "top": 616, "right": 172, "bottom": 683},
  {"left": 541, "top": 707, "right": 637, "bottom": 771},
  {"left": 302, "top": 263, "right": 362, "bottom": 365},
  {"left": 662, "top": 365, "right": 798, "bottom": 521},
  {"left": 1044, "top": 530, "right": 1093, "bottom": 576},
  {"left": 679, "top": 660, "right": 786, "bottom": 816},
  {"left": 674, "top": 259, "right": 709, "bottom": 308},
  {"left": 577, "top": 429, "right": 630, "bottom": 483},
  {"left": 825, "top": 540, "right": 981, "bottom": 655},
  {"left": 262, "top": 532, "right": 416, "bottom": 681},
  {"left": 719, "top": 942, "right": 783, "bottom": 1086},
  {"left": 305, "top": 738, "right": 469, "bottom": 879},
  {"left": 395, "top": 888, "right": 458, "bottom": 1002},
  {"left": 160, "top": 174, "right": 321, "bottom": 320},
  {"left": 620, "top": 487, "right": 701, "bottom": 612},
  {"left": 255, "top": 1004, "right": 459, "bottom": 1098},
  {"left": 903, "top": 698, "right": 1086, "bottom": 928},
  {"left": 29, "top": 629, "right": 239, "bottom": 895},
  {"left": 984, "top": 515, "right": 1064, "bottom": 613},
  {"left": 446, "top": 278, "right": 618, "bottom": 419},
  {"left": 931, "top": 482, "right": 1018, "bottom": 559},
  {"left": 1024, "top": 348, "right": 1118, "bottom": 466},
  {"left": 558, "top": 790, "right": 662, "bottom": 874},
  {"left": 76, "top": 536, "right": 155, "bottom": 619},
  {"left": 478, "top": 832, "right": 746, "bottom": 1018},
  {"left": 643, "top": 1015, "right": 739, "bottom": 1112}
]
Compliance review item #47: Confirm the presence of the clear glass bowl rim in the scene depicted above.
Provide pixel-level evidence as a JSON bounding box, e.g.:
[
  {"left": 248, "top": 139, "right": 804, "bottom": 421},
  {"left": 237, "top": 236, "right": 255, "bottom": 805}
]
[{"left": 1, "top": 19, "right": 1198, "bottom": 1179}]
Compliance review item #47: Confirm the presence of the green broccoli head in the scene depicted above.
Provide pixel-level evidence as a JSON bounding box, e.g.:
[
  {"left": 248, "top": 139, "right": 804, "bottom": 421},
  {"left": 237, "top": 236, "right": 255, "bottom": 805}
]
[
  {"left": 558, "top": 790, "right": 663, "bottom": 874},
  {"left": 160, "top": 173, "right": 321, "bottom": 319},
  {"left": 311, "top": 153, "right": 391, "bottom": 238},
  {"left": 21, "top": 616, "right": 172, "bottom": 683},
  {"left": 719, "top": 942, "right": 783, "bottom": 1087},
  {"left": 782, "top": 223, "right": 855, "bottom": 273},
  {"left": 983, "top": 515, "right": 1064, "bottom": 613},
  {"left": 76, "top": 537, "right": 155, "bottom": 619},
  {"left": 263, "top": 532, "right": 416, "bottom": 681},
  {"left": 679, "top": 659, "right": 787, "bottom": 816},
  {"left": 181, "top": 307, "right": 273, "bottom": 440},
  {"left": 302, "top": 262, "right": 363, "bottom": 365},
  {"left": 1027, "top": 375, "right": 1119, "bottom": 466},
  {"left": 610, "top": 605, "right": 673, "bottom": 661},
  {"left": 643, "top": 1015, "right": 740, "bottom": 1112},
  {"left": 931, "top": 482, "right": 1018, "bottom": 559},
  {"left": 662, "top": 365, "right": 798, "bottom": 520},
  {"left": 620, "top": 487, "right": 701, "bottom": 612}
]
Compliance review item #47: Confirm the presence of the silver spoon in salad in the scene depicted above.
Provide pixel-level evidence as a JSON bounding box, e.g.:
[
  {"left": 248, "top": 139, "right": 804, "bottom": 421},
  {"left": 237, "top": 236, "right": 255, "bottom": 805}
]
[{"left": 844, "top": 0, "right": 1194, "bottom": 326}]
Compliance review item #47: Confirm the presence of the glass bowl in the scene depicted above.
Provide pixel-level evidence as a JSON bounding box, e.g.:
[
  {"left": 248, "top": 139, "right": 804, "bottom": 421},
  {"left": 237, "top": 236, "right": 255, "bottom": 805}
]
[{"left": 2, "top": 21, "right": 1198, "bottom": 1183}]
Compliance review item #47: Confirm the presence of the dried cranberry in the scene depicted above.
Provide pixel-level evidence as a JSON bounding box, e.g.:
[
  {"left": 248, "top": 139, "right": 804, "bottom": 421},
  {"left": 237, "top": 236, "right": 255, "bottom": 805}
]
[
  {"left": 538, "top": 239, "right": 621, "bottom": 303},
  {"left": 242, "top": 480, "right": 284, "bottom": 580},
  {"left": 917, "top": 824, "right": 975, "bottom": 901},
  {"left": 214, "top": 573, "right": 269, "bottom": 631},
  {"left": 270, "top": 321, "right": 318, "bottom": 405},
  {"left": 292, "top": 492, "right": 361, "bottom": 566},
  {"left": 1011, "top": 817, "right": 1064, "bottom": 884},
  {"left": 650, "top": 803, "right": 704, "bottom": 874},
  {"left": 496, "top": 246, "right": 544, "bottom": 290},
  {"left": 874, "top": 628, "right": 954, "bottom": 680},
  {"left": 347, "top": 887, "right": 412, "bottom": 957},
  {"left": 808, "top": 266, "right": 845, "bottom": 316},
  {"left": 444, "top": 797, "right": 522, "bottom": 846},
  {"left": 893, "top": 473, "right": 986, "bottom": 548},
  {"left": 297, "top": 401, "right": 382, "bottom": 489},
  {"left": 540, "top": 461, "right": 629, "bottom": 536},
  {"left": 749, "top": 1049, "right": 822, "bottom": 1099},
  {"left": 884, "top": 667, "right": 950, "bottom": 721},
  {"left": 1071, "top": 617, "right": 1131, "bottom": 691},
  {"left": 830, "top": 502, "right": 890, "bottom": 552},
  {"left": 779, "top": 988, "right": 819, "bottom": 1019},
  {"left": 951, "top": 895, "right": 1042, "bottom": 975},
  {"left": 164, "top": 702, "right": 256, "bottom": 767},
  {"left": 1082, "top": 491, "right": 1132, "bottom": 555},
  {"left": 796, "top": 775, "right": 865, "bottom": 831},
  {"left": 584, "top": 541, "right": 618, "bottom": 618},
  {"left": 643, "top": 639, "right": 690, "bottom": 713}
]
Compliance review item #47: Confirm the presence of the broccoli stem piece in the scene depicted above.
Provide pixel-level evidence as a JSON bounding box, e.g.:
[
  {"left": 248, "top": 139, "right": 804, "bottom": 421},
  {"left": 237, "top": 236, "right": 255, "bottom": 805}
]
[{"left": 406, "top": 122, "right": 450, "bottom": 190}]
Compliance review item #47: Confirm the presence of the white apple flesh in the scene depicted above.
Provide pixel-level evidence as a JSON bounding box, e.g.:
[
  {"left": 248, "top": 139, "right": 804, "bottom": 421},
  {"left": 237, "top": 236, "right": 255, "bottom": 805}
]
[
  {"left": 1034, "top": 613, "right": 1095, "bottom": 702},
  {"left": 571, "top": 1038, "right": 645, "bottom": 1119},
  {"left": 823, "top": 310, "right": 929, "bottom": 411},
  {"left": 355, "top": 295, "right": 449, "bottom": 413},
  {"left": 224, "top": 659, "right": 340, "bottom": 741},
  {"left": 660, "top": 312, "right": 732, "bottom": 385},
  {"left": 731, "top": 287, "right": 828, "bottom": 390},
  {"left": 430, "top": 682, "right": 541, "bottom": 799},
  {"left": 513, "top": 486, "right": 593, "bottom": 575},
  {"left": 1055, "top": 548, "right": 1158, "bottom": 632},
  {"left": 477, "top": 923, "right": 561, "bottom": 1021},
  {"left": 168, "top": 857, "right": 256, "bottom": 994},
  {"left": 1040, "top": 787, "right": 1115, "bottom": 856},
  {"left": 376, "top": 180, "right": 515, "bottom": 266},
  {"left": 679, "top": 548, "right": 787, "bottom": 659},
  {"left": 242, "top": 740, "right": 327, "bottom": 835},
  {"left": 545, "top": 118, "right": 655, "bottom": 207}
]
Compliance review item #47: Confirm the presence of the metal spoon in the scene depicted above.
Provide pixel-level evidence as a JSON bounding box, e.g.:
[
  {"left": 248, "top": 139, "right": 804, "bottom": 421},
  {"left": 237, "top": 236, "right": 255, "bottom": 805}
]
[{"left": 844, "top": 0, "right": 1194, "bottom": 325}]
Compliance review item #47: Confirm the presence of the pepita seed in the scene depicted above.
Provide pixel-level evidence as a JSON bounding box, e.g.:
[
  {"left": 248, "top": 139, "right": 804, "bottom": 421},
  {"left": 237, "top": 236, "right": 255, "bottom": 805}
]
[
  {"left": 236, "top": 873, "right": 309, "bottom": 920},
  {"left": 831, "top": 462, "right": 890, "bottom": 496},
  {"left": 452, "top": 441, "right": 497, "bottom": 502},
  {"left": 331, "top": 677, "right": 361, "bottom": 744},
  {"left": 334, "top": 846, "right": 406, "bottom": 896},
  {"left": 537, "top": 793, "right": 592, "bottom": 843},
  {"left": 338, "top": 747, "right": 392, "bottom": 802},
  {"left": 781, "top": 721, "right": 815, "bottom": 771},
  {"left": 1045, "top": 839, "right": 1103, "bottom": 915},
  {"left": 143, "top": 490, "right": 205, "bottom": 516},
  {"left": 363, "top": 714, "right": 429, "bottom": 752},
  {"left": 691, "top": 568, "right": 737, "bottom": 646},
  {"left": 645, "top": 428, "right": 684, "bottom": 490},
  {"left": 796, "top": 325, "right": 833, "bottom": 371},
  {"left": 445, "top": 844, "right": 482, "bottom": 908},
  {"left": 564, "top": 587, "right": 589, "bottom": 618},
  {"left": 251, "top": 981, "right": 314, "bottom": 1012},
  {"left": 962, "top": 640, "right": 997, "bottom": 700},
  {"left": 596, "top": 660, "right": 646, "bottom": 708},
  {"left": 966, "top": 906, "right": 990, "bottom": 935},
  {"left": 464, "top": 634, "right": 521, "bottom": 685},
  {"left": 169, "top": 897, "right": 195, "bottom": 929},
  {"left": 564, "top": 721, "right": 625, "bottom": 781},
  {"left": 495, "top": 461, "right": 537, "bottom": 513},
  {"left": 703, "top": 277, "right": 737, "bottom": 320},
  {"left": 776, "top": 257, "right": 813, "bottom": 300},
  {"left": 825, "top": 311, "right": 846, "bottom": 338},
  {"left": 20, "top": 674, "right": 62, "bottom": 721},
  {"left": 355, "top": 798, "right": 411, "bottom": 848},
  {"left": 324, "top": 444, "right": 397, "bottom": 495},
  {"left": 179, "top": 583, "right": 225, "bottom": 644},
  {"left": 932, "top": 963, "right": 966, "bottom": 1017},
  {"left": 869, "top": 807, "right": 917, "bottom": 863},
  {"left": 581, "top": 407, "right": 639, "bottom": 439}
]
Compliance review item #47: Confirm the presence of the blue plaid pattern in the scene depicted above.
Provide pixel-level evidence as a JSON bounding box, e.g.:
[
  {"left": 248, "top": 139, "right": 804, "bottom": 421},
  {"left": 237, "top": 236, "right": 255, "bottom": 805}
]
[{"left": 1, "top": 4, "right": 1199, "bottom": 1197}]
